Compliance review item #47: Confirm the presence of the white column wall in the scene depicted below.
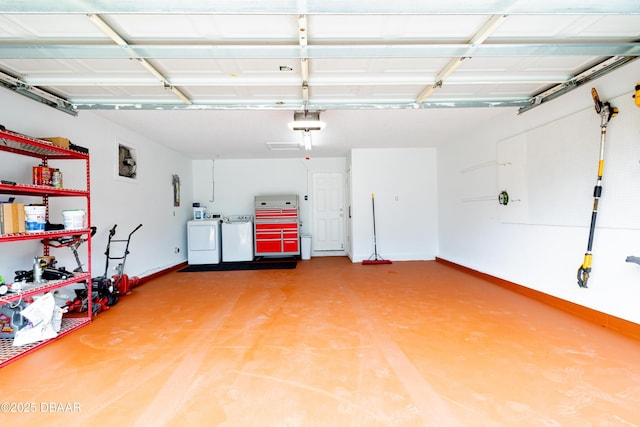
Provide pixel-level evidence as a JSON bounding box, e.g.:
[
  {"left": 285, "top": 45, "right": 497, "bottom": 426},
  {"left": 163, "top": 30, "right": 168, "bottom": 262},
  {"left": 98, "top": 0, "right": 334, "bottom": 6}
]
[{"left": 350, "top": 148, "right": 439, "bottom": 262}]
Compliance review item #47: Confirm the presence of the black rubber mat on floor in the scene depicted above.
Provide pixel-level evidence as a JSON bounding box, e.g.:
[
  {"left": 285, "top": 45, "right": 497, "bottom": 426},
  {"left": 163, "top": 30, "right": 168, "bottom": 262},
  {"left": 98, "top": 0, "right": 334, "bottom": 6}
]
[{"left": 178, "top": 260, "right": 297, "bottom": 272}]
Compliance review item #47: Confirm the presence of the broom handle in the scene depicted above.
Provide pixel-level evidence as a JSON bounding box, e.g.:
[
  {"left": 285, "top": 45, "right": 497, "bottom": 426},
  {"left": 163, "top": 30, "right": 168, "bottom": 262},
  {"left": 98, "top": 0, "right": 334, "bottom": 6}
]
[{"left": 371, "top": 193, "right": 378, "bottom": 254}]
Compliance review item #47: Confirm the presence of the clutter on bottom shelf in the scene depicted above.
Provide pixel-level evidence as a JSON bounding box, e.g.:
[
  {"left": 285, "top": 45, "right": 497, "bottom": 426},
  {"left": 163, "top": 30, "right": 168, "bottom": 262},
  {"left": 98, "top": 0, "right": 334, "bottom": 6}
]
[
  {"left": 1, "top": 280, "right": 66, "bottom": 346},
  {"left": 0, "top": 300, "right": 30, "bottom": 338},
  {"left": 12, "top": 293, "right": 63, "bottom": 347}
]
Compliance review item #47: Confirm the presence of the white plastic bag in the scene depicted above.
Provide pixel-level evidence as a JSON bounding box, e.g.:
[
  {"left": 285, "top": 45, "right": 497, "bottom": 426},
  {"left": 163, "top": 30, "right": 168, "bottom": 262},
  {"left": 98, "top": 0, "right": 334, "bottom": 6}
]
[{"left": 13, "top": 293, "right": 62, "bottom": 347}]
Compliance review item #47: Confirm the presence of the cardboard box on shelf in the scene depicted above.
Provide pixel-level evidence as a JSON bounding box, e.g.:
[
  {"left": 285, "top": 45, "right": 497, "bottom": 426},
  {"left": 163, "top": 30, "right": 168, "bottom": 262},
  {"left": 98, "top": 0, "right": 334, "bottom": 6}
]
[
  {"left": 0, "top": 202, "right": 25, "bottom": 234},
  {"left": 13, "top": 202, "right": 25, "bottom": 233},
  {"left": 40, "top": 137, "right": 70, "bottom": 149},
  {"left": 0, "top": 203, "right": 13, "bottom": 234}
]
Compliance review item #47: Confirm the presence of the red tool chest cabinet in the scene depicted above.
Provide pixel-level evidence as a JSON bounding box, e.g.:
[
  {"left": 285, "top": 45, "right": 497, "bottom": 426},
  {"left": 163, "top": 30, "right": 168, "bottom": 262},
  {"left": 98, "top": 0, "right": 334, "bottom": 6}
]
[{"left": 254, "top": 195, "right": 300, "bottom": 257}]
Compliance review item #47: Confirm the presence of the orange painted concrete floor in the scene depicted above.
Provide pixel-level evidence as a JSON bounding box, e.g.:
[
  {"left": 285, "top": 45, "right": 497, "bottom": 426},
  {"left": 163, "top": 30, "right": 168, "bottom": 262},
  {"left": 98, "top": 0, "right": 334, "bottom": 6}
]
[{"left": 2, "top": 257, "right": 640, "bottom": 426}]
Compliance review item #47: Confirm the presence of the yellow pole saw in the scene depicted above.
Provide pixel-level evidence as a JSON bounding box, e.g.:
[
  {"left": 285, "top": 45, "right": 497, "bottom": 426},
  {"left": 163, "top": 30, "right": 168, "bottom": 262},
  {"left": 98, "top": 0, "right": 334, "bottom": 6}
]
[{"left": 577, "top": 88, "right": 618, "bottom": 288}]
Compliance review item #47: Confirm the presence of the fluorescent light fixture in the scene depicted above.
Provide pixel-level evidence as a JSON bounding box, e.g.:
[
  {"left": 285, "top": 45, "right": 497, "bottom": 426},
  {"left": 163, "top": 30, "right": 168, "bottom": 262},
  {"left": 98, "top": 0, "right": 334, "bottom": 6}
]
[
  {"left": 288, "top": 111, "right": 325, "bottom": 131},
  {"left": 302, "top": 131, "right": 312, "bottom": 151}
]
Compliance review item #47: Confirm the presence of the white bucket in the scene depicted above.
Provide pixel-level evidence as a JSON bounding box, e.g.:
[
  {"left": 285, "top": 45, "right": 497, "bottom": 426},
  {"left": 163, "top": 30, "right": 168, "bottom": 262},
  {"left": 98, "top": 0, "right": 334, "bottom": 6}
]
[
  {"left": 62, "top": 209, "right": 85, "bottom": 230},
  {"left": 24, "top": 205, "right": 47, "bottom": 233}
]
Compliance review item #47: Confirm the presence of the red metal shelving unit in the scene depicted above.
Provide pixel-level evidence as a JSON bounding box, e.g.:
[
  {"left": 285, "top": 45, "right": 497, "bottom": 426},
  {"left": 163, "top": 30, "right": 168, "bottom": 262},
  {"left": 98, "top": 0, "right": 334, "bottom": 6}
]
[{"left": 0, "top": 128, "right": 92, "bottom": 368}]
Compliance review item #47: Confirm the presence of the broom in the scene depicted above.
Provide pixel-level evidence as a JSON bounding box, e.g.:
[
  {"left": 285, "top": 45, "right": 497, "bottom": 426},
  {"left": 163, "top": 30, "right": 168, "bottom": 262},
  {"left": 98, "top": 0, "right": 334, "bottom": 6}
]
[{"left": 362, "top": 193, "right": 392, "bottom": 265}]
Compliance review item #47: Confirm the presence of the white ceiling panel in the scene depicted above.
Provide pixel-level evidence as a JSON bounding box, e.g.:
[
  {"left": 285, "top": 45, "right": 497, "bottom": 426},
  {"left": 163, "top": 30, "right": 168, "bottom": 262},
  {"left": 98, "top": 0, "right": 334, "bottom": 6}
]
[
  {"left": 309, "top": 15, "right": 488, "bottom": 40},
  {"left": 310, "top": 58, "right": 447, "bottom": 84},
  {"left": 156, "top": 58, "right": 301, "bottom": 76},
  {"left": 0, "top": 14, "right": 106, "bottom": 39},
  {"left": 310, "top": 83, "right": 423, "bottom": 101},
  {"left": 574, "top": 15, "right": 640, "bottom": 38},
  {"left": 433, "top": 82, "right": 543, "bottom": 97},
  {"left": 1, "top": 0, "right": 638, "bottom": 14},
  {"left": 456, "top": 56, "right": 598, "bottom": 76},
  {"left": 106, "top": 14, "right": 297, "bottom": 41},
  {"left": 494, "top": 14, "right": 640, "bottom": 40},
  {"left": 0, "top": 4, "right": 638, "bottom": 159},
  {"left": 160, "top": 57, "right": 296, "bottom": 79},
  {"left": 3, "top": 58, "right": 149, "bottom": 77},
  {"left": 185, "top": 85, "right": 301, "bottom": 100},
  {"left": 50, "top": 85, "right": 171, "bottom": 99}
]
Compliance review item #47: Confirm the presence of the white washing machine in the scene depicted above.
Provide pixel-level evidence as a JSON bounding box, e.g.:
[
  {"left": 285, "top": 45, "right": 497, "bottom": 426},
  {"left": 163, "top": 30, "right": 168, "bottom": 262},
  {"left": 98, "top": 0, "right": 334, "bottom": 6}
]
[
  {"left": 222, "top": 215, "right": 254, "bottom": 262},
  {"left": 187, "top": 219, "right": 221, "bottom": 264}
]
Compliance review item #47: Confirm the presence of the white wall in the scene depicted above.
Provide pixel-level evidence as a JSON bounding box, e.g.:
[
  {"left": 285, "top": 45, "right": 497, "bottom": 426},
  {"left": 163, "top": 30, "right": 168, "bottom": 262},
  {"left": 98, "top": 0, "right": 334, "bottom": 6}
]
[
  {"left": 192, "top": 157, "right": 347, "bottom": 239},
  {"left": 350, "top": 148, "right": 439, "bottom": 262},
  {"left": 437, "top": 60, "right": 640, "bottom": 324},
  {"left": 0, "top": 89, "right": 193, "bottom": 282}
]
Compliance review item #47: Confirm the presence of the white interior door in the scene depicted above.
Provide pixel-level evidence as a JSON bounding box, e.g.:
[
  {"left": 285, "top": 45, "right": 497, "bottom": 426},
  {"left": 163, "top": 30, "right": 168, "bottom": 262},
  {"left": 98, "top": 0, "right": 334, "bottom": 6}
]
[{"left": 312, "top": 172, "right": 345, "bottom": 251}]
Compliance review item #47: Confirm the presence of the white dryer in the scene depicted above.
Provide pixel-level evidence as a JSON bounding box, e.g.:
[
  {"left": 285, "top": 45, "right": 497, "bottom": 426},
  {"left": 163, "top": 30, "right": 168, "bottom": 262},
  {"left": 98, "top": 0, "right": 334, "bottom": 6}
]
[
  {"left": 187, "top": 219, "right": 221, "bottom": 264},
  {"left": 222, "top": 215, "right": 254, "bottom": 262}
]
